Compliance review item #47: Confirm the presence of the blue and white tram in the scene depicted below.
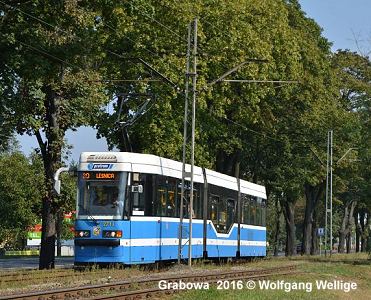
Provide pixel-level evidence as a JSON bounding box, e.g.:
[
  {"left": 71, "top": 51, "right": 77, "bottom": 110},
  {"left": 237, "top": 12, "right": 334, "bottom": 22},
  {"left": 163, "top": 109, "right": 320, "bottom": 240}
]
[{"left": 74, "top": 152, "right": 267, "bottom": 265}]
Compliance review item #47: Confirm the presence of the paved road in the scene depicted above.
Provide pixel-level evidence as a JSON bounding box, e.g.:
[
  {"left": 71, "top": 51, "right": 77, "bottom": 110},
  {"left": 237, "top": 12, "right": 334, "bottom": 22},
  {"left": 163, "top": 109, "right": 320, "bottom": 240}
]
[{"left": 0, "top": 256, "right": 74, "bottom": 271}]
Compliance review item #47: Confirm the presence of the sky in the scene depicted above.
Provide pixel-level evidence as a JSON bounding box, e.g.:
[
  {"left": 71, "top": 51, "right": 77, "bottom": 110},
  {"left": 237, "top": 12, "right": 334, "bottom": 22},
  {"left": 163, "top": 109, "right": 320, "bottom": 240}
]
[
  {"left": 17, "top": 1, "right": 371, "bottom": 163},
  {"left": 299, "top": 0, "right": 371, "bottom": 53}
]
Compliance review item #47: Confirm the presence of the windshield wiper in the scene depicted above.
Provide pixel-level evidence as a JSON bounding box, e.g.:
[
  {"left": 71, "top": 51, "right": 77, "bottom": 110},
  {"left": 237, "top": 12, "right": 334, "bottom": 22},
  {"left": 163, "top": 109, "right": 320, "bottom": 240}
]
[{"left": 78, "top": 205, "right": 99, "bottom": 225}]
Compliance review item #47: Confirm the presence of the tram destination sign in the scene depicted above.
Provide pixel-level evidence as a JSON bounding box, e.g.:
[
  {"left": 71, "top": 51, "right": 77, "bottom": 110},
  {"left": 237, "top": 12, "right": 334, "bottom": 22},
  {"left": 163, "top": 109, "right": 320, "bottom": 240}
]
[{"left": 82, "top": 171, "right": 118, "bottom": 180}]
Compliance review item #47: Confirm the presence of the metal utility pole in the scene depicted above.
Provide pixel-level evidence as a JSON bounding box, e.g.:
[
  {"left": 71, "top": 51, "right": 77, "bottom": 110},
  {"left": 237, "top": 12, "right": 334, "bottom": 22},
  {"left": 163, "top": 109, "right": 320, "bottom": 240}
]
[
  {"left": 178, "top": 22, "right": 192, "bottom": 265},
  {"left": 178, "top": 18, "right": 198, "bottom": 267},
  {"left": 324, "top": 131, "right": 358, "bottom": 257},
  {"left": 188, "top": 17, "right": 198, "bottom": 267},
  {"left": 329, "top": 130, "right": 333, "bottom": 256},
  {"left": 325, "top": 130, "right": 334, "bottom": 257},
  {"left": 325, "top": 132, "right": 330, "bottom": 257},
  {"left": 177, "top": 18, "right": 294, "bottom": 266}
]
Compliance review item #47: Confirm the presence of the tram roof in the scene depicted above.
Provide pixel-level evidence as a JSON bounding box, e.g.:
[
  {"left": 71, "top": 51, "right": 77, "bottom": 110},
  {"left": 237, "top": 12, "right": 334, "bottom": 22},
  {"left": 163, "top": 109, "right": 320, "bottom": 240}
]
[{"left": 79, "top": 152, "right": 266, "bottom": 198}]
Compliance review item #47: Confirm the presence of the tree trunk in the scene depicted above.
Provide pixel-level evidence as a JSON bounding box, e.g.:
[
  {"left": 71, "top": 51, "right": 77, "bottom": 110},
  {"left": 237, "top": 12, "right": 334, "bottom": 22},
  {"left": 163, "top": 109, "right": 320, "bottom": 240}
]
[
  {"left": 40, "top": 194, "right": 56, "bottom": 269},
  {"left": 310, "top": 209, "right": 318, "bottom": 255},
  {"left": 366, "top": 214, "right": 370, "bottom": 252},
  {"left": 273, "top": 197, "right": 282, "bottom": 257},
  {"left": 282, "top": 198, "right": 296, "bottom": 256},
  {"left": 355, "top": 224, "right": 360, "bottom": 253},
  {"left": 354, "top": 208, "right": 360, "bottom": 252},
  {"left": 338, "top": 199, "right": 357, "bottom": 254},
  {"left": 360, "top": 211, "right": 367, "bottom": 252},
  {"left": 338, "top": 213, "right": 347, "bottom": 254},
  {"left": 56, "top": 210, "right": 63, "bottom": 257},
  {"left": 38, "top": 85, "right": 64, "bottom": 269},
  {"left": 347, "top": 200, "right": 356, "bottom": 254},
  {"left": 302, "top": 182, "right": 325, "bottom": 255},
  {"left": 215, "top": 150, "right": 240, "bottom": 177},
  {"left": 346, "top": 231, "right": 351, "bottom": 253}
]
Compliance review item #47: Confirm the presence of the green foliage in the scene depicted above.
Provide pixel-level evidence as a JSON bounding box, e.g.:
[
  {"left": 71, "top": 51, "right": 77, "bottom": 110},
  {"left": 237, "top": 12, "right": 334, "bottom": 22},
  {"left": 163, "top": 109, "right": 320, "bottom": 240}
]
[
  {"left": 93, "top": 1, "right": 342, "bottom": 187},
  {"left": 0, "top": 0, "right": 111, "bottom": 155},
  {"left": 91, "top": 2, "right": 370, "bottom": 256},
  {"left": 0, "top": 0, "right": 369, "bottom": 257},
  {"left": 0, "top": 1, "right": 113, "bottom": 263},
  {"left": 0, "top": 152, "right": 44, "bottom": 248}
]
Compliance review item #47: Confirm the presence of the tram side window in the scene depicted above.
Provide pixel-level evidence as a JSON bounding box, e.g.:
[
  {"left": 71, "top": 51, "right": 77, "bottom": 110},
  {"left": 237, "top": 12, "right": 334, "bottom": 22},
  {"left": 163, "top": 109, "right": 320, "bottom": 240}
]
[
  {"left": 241, "top": 195, "right": 266, "bottom": 226},
  {"left": 167, "top": 177, "right": 177, "bottom": 217},
  {"left": 256, "top": 197, "right": 262, "bottom": 226},
  {"left": 177, "top": 183, "right": 185, "bottom": 218},
  {"left": 190, "top": 183, "right": 202, "bottom": 218},
  {"left": 254, "top": 197, "right": 266, "bottom": 226},
  {"left": 250, "top": 197, "right": 257, "bottom": 226},
  {"left": 126, "top": 173, "right": 157, "bottom": 217},
  {"left": 176, "top": 181, "right": 202, "bottom": 219},
  {"left": 208, "top": 195, "right": 219, "bottom": 228},
  {"left": 217, "top": 196, "right": 226, "bottom": 233},
  {"left": 242, "top": 194, "right": 250, "bottom": 224},
  {"left": 226, "top": 199, "right": 236, "bottom": 232},
  {"left": 261, "top": 198, "right": 267, "bottom": 226},
  {"left": 143, "top": 174, "right": 154, "bottom": 216},
  {"left": 156, "top": 176, "right": 168, "bottom": 217},
  {"left": 131, "top": 189, "right": 144, "bottom": 212},
  {"left": 208, "top": 184, "right": 238, "bottom": 233},
  {"left": 155, "top": 175, "right": 178, "bottom": 217},
  {"left": 156, "top": 187, "right": 167, "bottom": 216}
]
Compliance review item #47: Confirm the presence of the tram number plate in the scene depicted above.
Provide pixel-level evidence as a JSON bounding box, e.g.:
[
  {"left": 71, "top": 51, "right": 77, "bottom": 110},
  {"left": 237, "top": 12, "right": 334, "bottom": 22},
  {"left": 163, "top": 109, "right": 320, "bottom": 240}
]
[{"left": 103, "top": 221, "right": 114, "bottom": 227}]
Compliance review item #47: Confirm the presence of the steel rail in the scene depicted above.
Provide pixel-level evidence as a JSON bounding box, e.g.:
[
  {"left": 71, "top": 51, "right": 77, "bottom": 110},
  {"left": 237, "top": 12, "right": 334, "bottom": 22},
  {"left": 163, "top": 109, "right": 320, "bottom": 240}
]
[
  {"left": 0, "top": 268, "right": 120, "bottom": 284},
  {"left": 91, "top": 271, "right": 298, "bottom": 300},
  {"left": 0, "top": 265, "right": 297, "bottom": 300}
]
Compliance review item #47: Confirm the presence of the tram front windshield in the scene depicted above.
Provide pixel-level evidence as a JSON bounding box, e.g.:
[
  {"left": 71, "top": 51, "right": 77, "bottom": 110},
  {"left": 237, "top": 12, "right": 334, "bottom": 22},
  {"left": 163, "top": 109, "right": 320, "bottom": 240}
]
[{"left": 77, "top": 171, "right": 127, "bottom": 219}]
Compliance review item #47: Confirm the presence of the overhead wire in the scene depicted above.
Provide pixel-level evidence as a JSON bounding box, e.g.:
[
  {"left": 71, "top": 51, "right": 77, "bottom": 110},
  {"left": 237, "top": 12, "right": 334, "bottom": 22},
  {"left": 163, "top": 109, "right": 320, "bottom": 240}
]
[
  {"left": 221, "top": 116, "right": 328, "bottom": 147},
  {"left": 0, "top": 1, "right": 181, "bottom": 139},
  {"left": 0, "top": 33, "right": 83, "bottom": 70},
  {"left": 1, "top": 2, "right": 322, "bottom": 149},
  {"left": 129, "top": 1, "right": 238, "bottom": 77},
  {"left": 126, "top": 2, "right": 316, "bottom": 147},
  {"left": 103, "top": 22, "right": 184, "bottom": 78},
  {"left": 129, "top": 2, "right": 187, "bottom": 43},
  {"left": 0, "top": 33, "right": 134, "bottom": 93}
]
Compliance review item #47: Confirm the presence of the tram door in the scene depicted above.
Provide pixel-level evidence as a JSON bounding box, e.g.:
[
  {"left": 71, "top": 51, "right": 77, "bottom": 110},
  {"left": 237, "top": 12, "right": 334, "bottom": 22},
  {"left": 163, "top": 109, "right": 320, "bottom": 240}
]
[
  {"left": 157, "top": 177, "right": 179, "bottom": 260},
  {"left": 129, "top": 173, "right": 160, "bottom": 263}
]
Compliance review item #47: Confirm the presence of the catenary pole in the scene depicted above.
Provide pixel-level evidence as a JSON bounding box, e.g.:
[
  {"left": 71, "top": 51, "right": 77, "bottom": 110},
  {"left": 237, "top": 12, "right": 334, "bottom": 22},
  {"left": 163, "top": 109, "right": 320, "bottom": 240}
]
[
  {"left": 188, "top": 18, "right": 197, "bottom": 267},
  {"left": 325, "top": 131, "right": 330, "bottom": 257},
  {"left": 178, "top": 22, "right": 192, "bottom": 264},
  {"left": 330, "top": 130, "right": 333, "bottom": 256}
]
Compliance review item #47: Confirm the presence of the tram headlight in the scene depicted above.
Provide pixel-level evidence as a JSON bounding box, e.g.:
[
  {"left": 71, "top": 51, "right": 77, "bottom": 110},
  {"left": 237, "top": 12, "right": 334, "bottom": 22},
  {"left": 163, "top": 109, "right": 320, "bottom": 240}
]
[
  {"left": 74, "top": 230, "right": 90, "bottom": 238},
  {"left": 103, "top": 230, "right": 122, "bottom": 238}
]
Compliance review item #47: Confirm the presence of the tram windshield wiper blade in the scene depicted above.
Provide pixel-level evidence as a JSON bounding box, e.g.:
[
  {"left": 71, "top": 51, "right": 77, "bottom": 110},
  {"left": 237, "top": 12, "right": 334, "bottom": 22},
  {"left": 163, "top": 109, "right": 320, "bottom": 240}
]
[
  {"left": 78, "top": 205, "right": 98, "bottom": 225},
  {"left": 86, "top": 211, "right": 98, "bottom": 225}
]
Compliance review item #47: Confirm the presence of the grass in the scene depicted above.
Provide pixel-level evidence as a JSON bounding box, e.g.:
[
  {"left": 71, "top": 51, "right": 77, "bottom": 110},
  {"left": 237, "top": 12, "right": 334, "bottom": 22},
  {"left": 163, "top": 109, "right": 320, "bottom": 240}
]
[
  {"left": 1, "top": 253, "right": 369, "bottom": 299},
  {"left": 172, "top": 253, "right": 371, "bottom": 300},
  {"left": 0, "top": 265, "right": 144, "bottom": 294}
]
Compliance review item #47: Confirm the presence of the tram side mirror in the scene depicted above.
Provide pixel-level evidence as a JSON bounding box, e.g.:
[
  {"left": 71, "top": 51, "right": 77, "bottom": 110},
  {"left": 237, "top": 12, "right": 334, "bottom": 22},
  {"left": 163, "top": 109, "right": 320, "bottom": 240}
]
[
  {"left": 131, "top": 185, "right": 143, "bottom": 193},
  {"left": 54, "top": 180, "right": 61, "bottom": 195}
]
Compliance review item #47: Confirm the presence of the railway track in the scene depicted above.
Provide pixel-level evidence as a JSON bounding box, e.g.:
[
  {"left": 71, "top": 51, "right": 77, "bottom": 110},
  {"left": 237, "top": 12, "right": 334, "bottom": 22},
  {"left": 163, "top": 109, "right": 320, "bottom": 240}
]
[
  {"left": 0, "top": 269, "right": 76, "bottom": 284},
  {"left": 0, "top": 265, "right": 298, "bottom": 300},
  {"left": 0, "top": 258, "right": 258, "bottom": 285}
]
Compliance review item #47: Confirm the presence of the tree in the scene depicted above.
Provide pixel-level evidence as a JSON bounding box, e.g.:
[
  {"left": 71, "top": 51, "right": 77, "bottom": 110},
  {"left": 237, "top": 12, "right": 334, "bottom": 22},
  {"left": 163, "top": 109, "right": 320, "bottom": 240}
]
[
  {"left": 0, "top": 52, "right": 18, "bottom": 152},
  {"left": 93, "top": 1, "right": 354, "bottom": 256},
  {"left": 0, "top": 151, "right": 44, "bottom": 249},
  {"left": 0, "top": 1, "right": 110, "bottom": 268},
  {"left": 331, "top": 50, "right": 371, "bottom": 253}
]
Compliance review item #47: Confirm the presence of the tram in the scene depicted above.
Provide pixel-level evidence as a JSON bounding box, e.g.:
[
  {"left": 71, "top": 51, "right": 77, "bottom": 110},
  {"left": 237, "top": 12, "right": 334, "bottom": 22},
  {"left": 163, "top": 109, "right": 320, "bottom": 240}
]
[{"left": 74, "top": 152, "right": 267, "bottom": 265}]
